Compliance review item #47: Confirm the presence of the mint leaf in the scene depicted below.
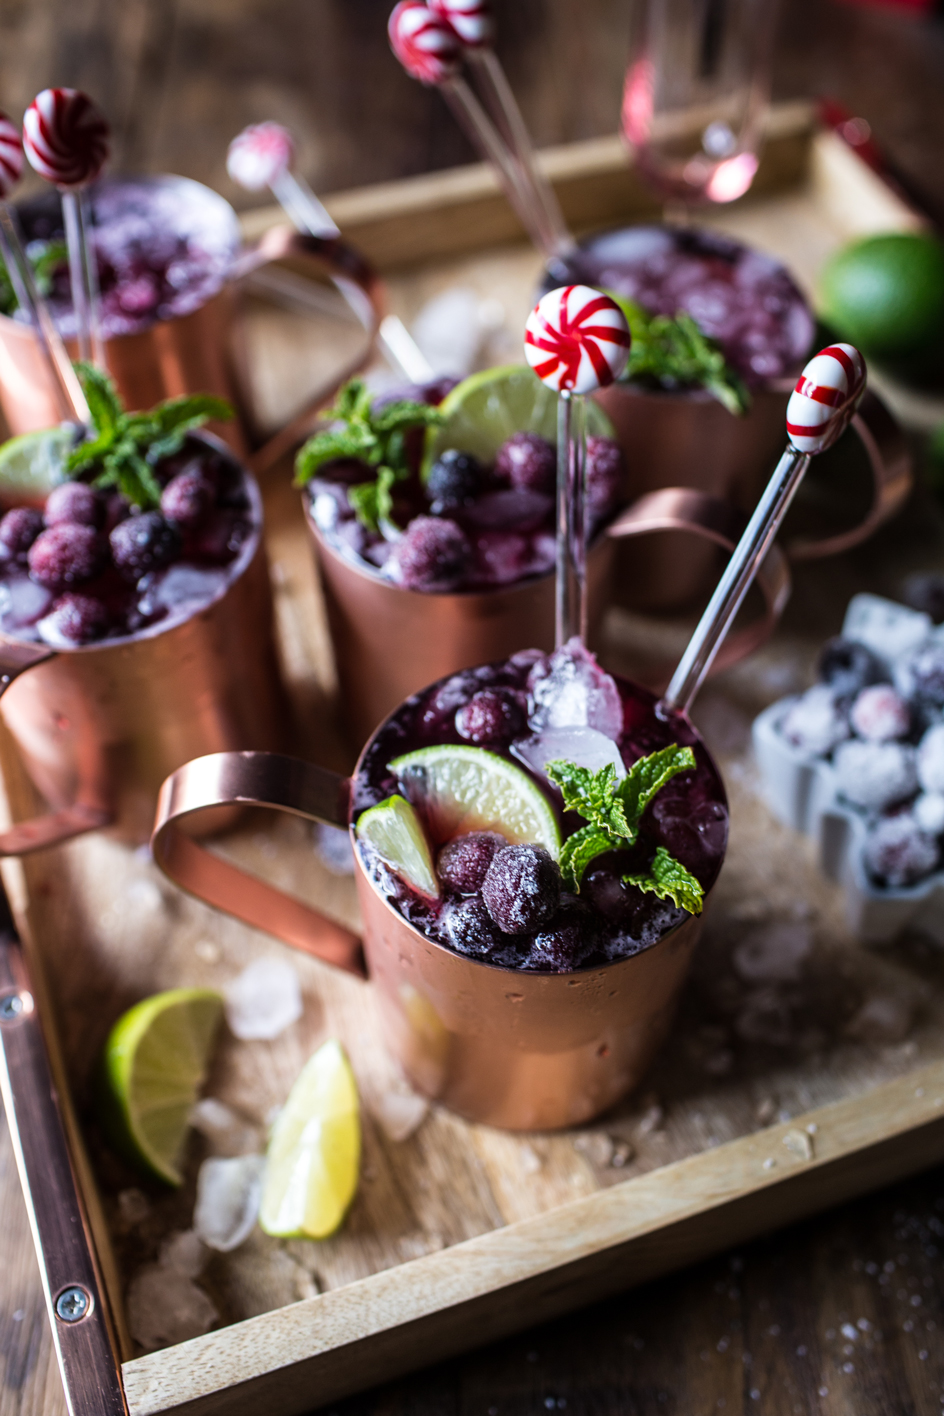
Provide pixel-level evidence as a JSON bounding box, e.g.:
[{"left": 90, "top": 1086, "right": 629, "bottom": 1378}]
[
  {"left": 617, "top": 745, "right": 697, "bottom": 832},
  {"left": 559, "top": 823, "right": 615, "bottom": 892},
  {"left": 348, "top": 465, "right": 399, "bottom": 533},
  {"left": 76, "top": 362, "right": 122, "bottom": 437},
  {"left": 293, "top": 424, "right": 377, "bottom": 484},
  {"left": 605, "top": 292, "right": 750, "bottom": 416},
  {"left": 624, "top": 845, "right": 704, "bottom": 915}
]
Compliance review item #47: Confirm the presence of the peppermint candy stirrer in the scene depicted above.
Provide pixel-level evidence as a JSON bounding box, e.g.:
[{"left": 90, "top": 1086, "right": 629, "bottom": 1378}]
[
  {"left": 525, "top": 286, "right": 630, "bottom": 647},
  {"left": 23, "top": 88, "right": 110, "bottom": 369},
  {"left": 0, "top": 113, "right": 88, "bottom": 423},
  {"left": 663, "top": 343, "right": 867, "bottom": 716},
  {"left": 226, "top": 120, "right": 431, "bottom": 383}
]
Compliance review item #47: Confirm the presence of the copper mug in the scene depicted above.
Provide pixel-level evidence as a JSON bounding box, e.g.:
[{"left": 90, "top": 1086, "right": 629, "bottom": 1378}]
[
  {"left": 0, "top": 176, "right": 382, "bottom": 469},
  {"left": 0, "top": 437, "right": 286, "bottom": 854},
  {"left": 308, "top": 488, "right": 790, "bottom": 750},
  {"left": 151, "top": 674, "right": 723, "bottom": 1131}
]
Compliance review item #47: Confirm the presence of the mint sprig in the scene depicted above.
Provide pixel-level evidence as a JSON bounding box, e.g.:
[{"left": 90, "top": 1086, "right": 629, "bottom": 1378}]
[
  {"left": 546, "top": 745, "right": 705, "bottom": 914},
  {"left": 294, "top": 377, "right": 443, "bottom": 532},
  {"left": 66, "top": 363, "right": 233, "bottom": 509},
  {"left": 0, "top": 238, "right": 68, "bottom": 317},
  {"left": 606, "top": 291, "right": 750, "bottom": 417}
]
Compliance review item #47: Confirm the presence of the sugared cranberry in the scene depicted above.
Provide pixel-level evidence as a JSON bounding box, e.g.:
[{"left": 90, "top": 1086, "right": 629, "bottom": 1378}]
[
  {"left": 495, "top": 433, "right": 556, "bottom": 495},
  {"left": 482, "top": 844, "right": 561, "bottom": 934},
  {"left": 390, "top": 516, "right": 470, "bottom": 592},
  {"left": 44, "top": 481, "right": 105, "bottom": 529},
  {"left": 850, "top": 684, "right": 910, "bottom": 742},
  {"left": 161, "top": 470, "right": 213, "bottom": 528},
  {"left": 28, "top": 524, "right": 107, "bottom": 590},
  {"left": 110, "top": 512, "right": 181, "bottom": 581},
  {"left": 441, "top": 898, "right": 502, "bottom": 957},
  {"left": 455, "top": 689, "right": 524, "bottom": 744},
  {"left": 437, "top": 831, "right": 506, "bottom": 893},
  {"left": 817, "top": 637, "right": 887, "bottom": 698},
  {"left": 427, "top": 450, "right": 484, "bottom": 511},
  {"left": 0, "top": 507, "right": 44, "bottom": 559},
  {"left": 44, "top": 592, "right": 110, "bottom": 644},
  {"left": 585, "top": 436, "right": 624, "bottom": 521},
  {"left": 528, "top": 898, "right": 600, "bottom": 971}
]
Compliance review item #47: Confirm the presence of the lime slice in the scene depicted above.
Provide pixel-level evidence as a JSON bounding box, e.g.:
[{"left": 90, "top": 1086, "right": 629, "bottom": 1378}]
[
  {"left": 0, "top": 426, "right": 73, "bottom": 503},
  {"left": 390, "top": 744, "right": 561, "bottom": 856},
  {"left": 355, "top": 794, "right": 439, "bottom": 898},
  {"left": 423, "top": 364, "right": 614, "bottom": 476},
  {"left": 260, "top": 1038, "right": 360, "bottom": 1239},
  {"left": 99, "top": 988, "right": 224, "bottom": 1186}
]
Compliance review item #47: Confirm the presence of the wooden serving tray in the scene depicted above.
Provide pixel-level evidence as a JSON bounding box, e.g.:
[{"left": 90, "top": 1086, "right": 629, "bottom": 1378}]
[{"left": 4, "top": 105, "right": 944, "bottom": 1416}]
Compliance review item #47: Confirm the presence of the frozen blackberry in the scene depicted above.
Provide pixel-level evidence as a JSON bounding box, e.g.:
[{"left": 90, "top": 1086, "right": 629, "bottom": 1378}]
[
  {"left": 0, "top": 507, "right": 44, "bottom": 559},
  {"left": 28, "top": 523, "right": 108, "bottom": 590},
  {"left": 864, "top": 814, "right": 939, "bottom": 888},
  {"left": 482, "top": 844, "right": 561, "bottom": 934},
  {"left": 43, "top": 592, "right": 110, "bottom": 644},
  {"left": 494, "top": 432, "right": 556, "bottom": 495},
  {"left": 426, "top": 450, "right": 484, "bottom": 511},
  {"left": 390, "top": 516, "right": 470, "bottom": 592},
  {"left": 437, "top": 831, "right": 506, "bottom": 893},
  {"left": 780, "top": 684, "right": 849, "bottom": 756},
  {"left": 161, "top": 470, "right": 214, "bottom": 528},
  {"left": 44, "top": 481, "right": 105, "bottom": 529},
  {"left": 455, "top": 689, "right": 525, "bottom": 744},
  {"left": 585, "top": 436, "right": 624, "bottom": 521},
  {"left": 833, "top": 739, "right": 918, "bottom": 812},
  {"left": 817, "top": 637, "right": 887, "bottom": 698},
  {"left": 441, "top": 898, "right": 501, "bottom": 958},
  {"left": 901, "top": 643, "right": 944, "bottom": 709},
  {"left": 110, "top": 512, "right": 181, "bottom": 581},
  {"left": 528, "top": 898, "right": 600, "bottom": 972},
  {"left": 849, "top": 684, "right": 910, "bottom": 742}
]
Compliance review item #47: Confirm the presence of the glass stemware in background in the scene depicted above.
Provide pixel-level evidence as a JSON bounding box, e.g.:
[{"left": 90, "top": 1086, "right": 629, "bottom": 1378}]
[{"left": 621, "top": 0, "right": 780, "bottom": 215}]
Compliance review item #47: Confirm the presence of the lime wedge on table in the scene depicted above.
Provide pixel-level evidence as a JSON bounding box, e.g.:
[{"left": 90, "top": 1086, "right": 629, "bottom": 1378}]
[
  {"left": 0, "top": 426, "right": 72, "bottom": 502},
  {"left": 99, "top": 988, "right": 224, "bottom": 1186},
  {"left": 260, "top": 1038, "right": 360, "bottom": 1240},
  {"left": 423, "top": 365, "right": 614, "bottom": 475},
  {"left": 390, "top": 744, "right": 561, "bottom": 857},
  {"left": 356, "top": 793, "right": 439, "bottom": 898}
]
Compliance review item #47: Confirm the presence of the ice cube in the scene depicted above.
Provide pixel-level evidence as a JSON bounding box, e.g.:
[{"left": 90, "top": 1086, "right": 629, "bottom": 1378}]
[
  {"left": 527, "top": 638, "right": 623, "bottom": 741},
  {"left": 512, "top": 726, "right": 627, "bottom": 782},
  {"left": 189, "top": 1097, "right": 259, "bottom": 1156},
  {"left": 127, "top": 1264, "right": 218, "bottom": 1351},
  {"left": 833, "top": 739, "right": 918, "bottom": 812},
  {"left": 841, "top": 594, "right": 931, "bottom": 669},
  {"left": 159, "top": 1229, "right": 205, "bottom": 1278},
  {"left": 914, "top": 792, "right": 944, "bottom": 835},
  {"left": 193, "top": 1155, "right": 265, "bottom": 1252},
  {"left": 374, "top": 1088, "right": 428, "bottom": 1142},
  {"left": 314, "top": 822, "right": 355, "bottom": 875},
  {"left": 224, "top": 956, "right": 303, "bottom": 1040},
  {"left": 410, "top": 286, "right": 492, "bottom": 378}
]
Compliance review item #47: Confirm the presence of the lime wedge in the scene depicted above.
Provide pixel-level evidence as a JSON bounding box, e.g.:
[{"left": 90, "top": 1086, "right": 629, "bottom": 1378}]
[
  {"left": 0, "top": 426, "right": 73, "bottom": 503},
  {"left": 355, "top": 794, "right": 439, "bottom": 898},
  {"left": 260, "top": 1038, "right": 360, "bottom": 1239},
  {"left": 390, "top": 744, "right": 561, "bottom": 856},
  {"left": 99, "top": 988, "right": 224, "bottom": 1186},
  {"left": 424, "top": 365, "right": 614, "bottom": 476}
]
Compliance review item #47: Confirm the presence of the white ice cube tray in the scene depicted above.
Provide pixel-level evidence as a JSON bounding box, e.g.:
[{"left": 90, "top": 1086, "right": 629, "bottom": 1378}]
[{"left": 751, "top": 594, "right": 944, "bottom": 945}]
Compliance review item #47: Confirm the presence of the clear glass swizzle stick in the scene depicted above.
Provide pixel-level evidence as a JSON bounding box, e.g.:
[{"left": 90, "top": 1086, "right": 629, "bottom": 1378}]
[
  {"left": 23, "top": 88, "right": 111, "bottom": 371},
  {"left": 524, "top": 286, "right": 631, "bottom": 648},
  {"left": 227, "top": 120, "right": 433, "bottom": 384},
  {"left": 662, "top": 343, "right": 867, "bottom": 715}
]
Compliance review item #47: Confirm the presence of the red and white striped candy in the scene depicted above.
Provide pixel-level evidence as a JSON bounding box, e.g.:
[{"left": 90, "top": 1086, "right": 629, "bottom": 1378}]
[
  {"left": 227, "top": 122, "right": 294, "bottom": 191},
  {"left": 786, "top": 343, "right": 866, "bottom": 454},
  {"left": 524, "top": 286, "right": 630, "bottom": 395},
  {"left": 23, "top": 89, "right": 110, "bottom": 189},
  {"left": 388, "top": 2, "right": 463, "bottom": 85},
  {"left": 429, "top": 0, "right": 494, "bottom": 47},
  {"left": 0, "top": 113, "right": 23, "bottom": 200}
]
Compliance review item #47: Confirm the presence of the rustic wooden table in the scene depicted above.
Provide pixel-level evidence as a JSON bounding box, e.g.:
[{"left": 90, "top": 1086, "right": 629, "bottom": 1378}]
[{"left": 2, "top": 3, "right": 944, "bottom": 1414}]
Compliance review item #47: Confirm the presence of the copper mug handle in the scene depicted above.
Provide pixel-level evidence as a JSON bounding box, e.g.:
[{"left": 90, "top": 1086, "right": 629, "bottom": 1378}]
[{"left": 152, "top": 750, "right": 365, "bottom": 978}]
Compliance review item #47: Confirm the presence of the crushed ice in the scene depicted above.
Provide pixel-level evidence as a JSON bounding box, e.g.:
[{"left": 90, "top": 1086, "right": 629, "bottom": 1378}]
[
  {"left": 314, "top": 821, "right": 355, "bottom": 875},
  {"left": 374, "top": 1088, "right": 429, "bottom": 1142},
  {"left": 127, "top": 1230, "right": 217, "bottom": 1352},
  {"left": 189, "top": 1097, "right": 260, "bottom": 1156},
  {"left": 512, "top": 725, "right": 627, "bottom": 784},
  {"left": 527, "top": 638, "right": 623, "bottom": 741},
  {"left": 224, "top": 956, "right": 303, "bottom": 1040},
  {"left": 193, "top": 1155, "right": 265, "bottom": 1252}
]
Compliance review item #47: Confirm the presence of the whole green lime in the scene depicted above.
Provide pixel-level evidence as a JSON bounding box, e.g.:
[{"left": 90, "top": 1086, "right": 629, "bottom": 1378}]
[{"left": 819, "top": 232, "right": 944, "bottom": 363}]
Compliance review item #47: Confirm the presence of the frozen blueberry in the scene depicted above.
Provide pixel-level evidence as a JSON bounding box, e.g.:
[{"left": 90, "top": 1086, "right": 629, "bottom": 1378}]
[
  {"left": 527, "top": 898, "right": 600, "bottom": 972},
  {"left": 900, "top": 643, "right": 944, "bottom": 710},
  {"left": 0, "top": 507, "right": 44, "bottom": 559},
  {"left": 390, "top": 516, "right": 470, "bottom": 592},
  {"left": 28, "top": 523, "right": 108, "bottom": 590},
  {"left": 441, "top": 898, "right": 501, "bottom": 958},
  {"left": 44, "top": 481, "right": 104, "bottom": 529},
  {"left": 833, "top": 739, "right": 918, "bottom": 812},
  {"left": 849, "top": 684, "right": 910, "bottom": 742},
  {"left": 160, "top": 470, "right": 214, "bottom": 528},
  {"left": 780, "top": 684, "right": 849, "bottom": 756},
  {"left": 482, "top": 843, "right": 561, "bottom": 934},
  {"left": 917, "top": 723, "right": 944, "bottom": 795},
  {"left": 585, "top": 436, "right": 624, "bottom": 521},
  {"left": 817, "top": 637, "right": 887, "bottom": 698},
  {"left": 863, "top": 814, "right": 939, "bottom": 888},
  {"left": 110, "top": 512, "right": 181, "bottom": 581},
  {"left": 495, "top": 432, "right": 556, "bottom": 495},
  {"left": 455, "top": 689, "right": 525, "bottom": 744},
  {"left": 437, "top": 831, "right": 506, "bottom": 893},
  {"left": 43, "top": 592, "right": 110, "bottom": 644},
  {"left": 426, "top": 450, "right": 484, "bottom": 511}
]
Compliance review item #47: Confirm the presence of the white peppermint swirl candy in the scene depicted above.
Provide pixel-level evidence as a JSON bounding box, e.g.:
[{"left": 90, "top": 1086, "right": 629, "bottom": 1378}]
[
  {"left": 524, "top": 285, "right": 630, "bottom": 395},
  {"left": 0, "top": 112, "right": 23, "bottom": 199},
  {"left": 227, "top": 122, "right": 294, "bottom": 191},
  {"left": 429, "top": 0, "right": 495, "bottom": 47},
  {"left": 388, "top": 2, "right": 463, "bottom": 85},
  {"left": 23, "top": 88, "right": 110, "bottom": 189},
  {"left": 786, "top": 343, "right": 866, "bottom": 454}
]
